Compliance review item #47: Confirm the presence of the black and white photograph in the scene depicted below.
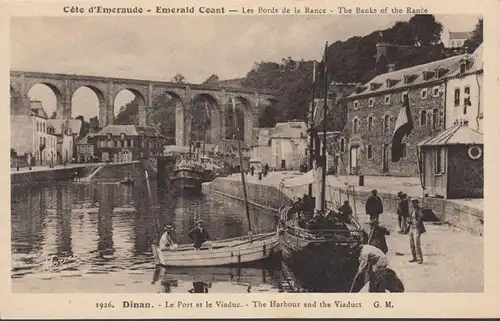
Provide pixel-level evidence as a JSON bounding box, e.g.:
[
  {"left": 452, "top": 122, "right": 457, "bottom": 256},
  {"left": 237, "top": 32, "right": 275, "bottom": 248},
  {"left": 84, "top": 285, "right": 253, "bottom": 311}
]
[{"left": 9, "top": 12, "right": 485, "bottom": 297}]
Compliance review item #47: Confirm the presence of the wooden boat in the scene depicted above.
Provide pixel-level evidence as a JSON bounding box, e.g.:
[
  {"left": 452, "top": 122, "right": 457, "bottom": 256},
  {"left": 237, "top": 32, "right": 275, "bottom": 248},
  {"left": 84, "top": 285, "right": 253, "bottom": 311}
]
[
  {"left": 279, "top": 50, "right": 364, "bottom": 292},
  {"left": 152, "top": 231, "right": 280, "bottom": 267},
  {"left": 170, "top": 160, "right": 205, "bottom": 192}
]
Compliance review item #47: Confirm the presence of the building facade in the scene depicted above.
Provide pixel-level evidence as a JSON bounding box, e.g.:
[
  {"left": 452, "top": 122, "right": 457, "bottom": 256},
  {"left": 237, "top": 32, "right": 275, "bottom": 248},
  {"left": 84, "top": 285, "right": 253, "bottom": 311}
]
[
  {"left": 269, "top": 121, "right": 308, "bottom": 170},
  {"left": 47, "top": 119, "right": 78, "bottom": 163},
  {"left": 92, "top": 125, "right": 164, "bottom": 162},
  {"left": 76, "top": 134, "right": 95, "bottom": 163},
  {"left": 444, "top": 45, "right": 483, "bottom": 132},
  {"left": 448, "top": 31, "right": 470, "bottom": 48},
  {"left": 344, "top": 53, "right": 467, "bottom": 176}
]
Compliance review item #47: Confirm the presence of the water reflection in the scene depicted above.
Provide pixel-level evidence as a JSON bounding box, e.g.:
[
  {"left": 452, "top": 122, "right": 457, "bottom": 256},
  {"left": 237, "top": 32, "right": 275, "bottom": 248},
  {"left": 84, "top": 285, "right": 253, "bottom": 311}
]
[{"left": 11, "top": 180, "right": 281, "bottom": 293}]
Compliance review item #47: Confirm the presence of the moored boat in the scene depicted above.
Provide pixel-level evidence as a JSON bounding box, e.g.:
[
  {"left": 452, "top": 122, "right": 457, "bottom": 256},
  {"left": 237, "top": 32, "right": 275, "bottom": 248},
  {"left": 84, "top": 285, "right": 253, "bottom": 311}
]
[
  {"left": 278, "top": 46, "right": 364, "bottom": 292},
  {"left": 170, "top": 159, "right": 205, "bottom": 193},
  {"left": 152, "top": 231, "right": 280, "bottom": 267}
]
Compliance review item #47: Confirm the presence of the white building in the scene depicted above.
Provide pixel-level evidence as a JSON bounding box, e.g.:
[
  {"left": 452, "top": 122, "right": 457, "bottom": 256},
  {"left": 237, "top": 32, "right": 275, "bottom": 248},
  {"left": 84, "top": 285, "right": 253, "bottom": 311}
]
[
  {"left": 448, "top": 31, "right": 470, "bottom": 48},
  {"left": 48, "top": 119, "right": 77, "bottom": 163},
  {"left": 269, "top": 121, "right": 308, "bottom": 170},
  {"left": 445, "top": 44, "right": 483, "bottom": 132},
  {"left": 250, "top": 127, "right": 274, "bottom": 167}
]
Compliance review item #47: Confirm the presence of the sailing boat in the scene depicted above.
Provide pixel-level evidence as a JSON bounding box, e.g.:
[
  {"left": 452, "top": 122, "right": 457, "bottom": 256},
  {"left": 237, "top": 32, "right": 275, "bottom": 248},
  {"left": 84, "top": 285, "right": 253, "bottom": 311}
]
[
  {"left": 151, "top": 98, "right": 280, "bottom": 267},
  {"left": 278, "top": 43, "right": 364, "bottom": 292}
]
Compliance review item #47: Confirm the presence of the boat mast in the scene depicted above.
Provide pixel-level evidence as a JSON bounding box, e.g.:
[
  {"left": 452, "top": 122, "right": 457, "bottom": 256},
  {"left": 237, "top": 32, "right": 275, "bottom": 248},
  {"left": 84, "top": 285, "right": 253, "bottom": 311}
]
[
  {"left": 203, "top": 100, "right": 208, "bottom": 157},
  {"left": 308, "top": 61, "right": 316, "bottom": 199},
  {"left": 320, "top": 42, "right": 328, "bottom": 212},
  {"left": 232, "top": 98, "right": 253, "bottom": 236}
]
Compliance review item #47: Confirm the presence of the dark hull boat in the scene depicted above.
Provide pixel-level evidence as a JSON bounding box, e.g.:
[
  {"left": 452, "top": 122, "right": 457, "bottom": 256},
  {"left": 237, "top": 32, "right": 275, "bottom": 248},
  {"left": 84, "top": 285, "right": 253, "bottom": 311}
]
[{"left": 170, "top": 166, "right": 204, "bottom": 193}]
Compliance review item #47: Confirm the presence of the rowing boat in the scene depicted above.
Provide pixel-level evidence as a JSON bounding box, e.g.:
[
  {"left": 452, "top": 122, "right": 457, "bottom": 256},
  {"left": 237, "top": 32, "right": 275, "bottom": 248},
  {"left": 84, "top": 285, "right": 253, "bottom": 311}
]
[{"left": 152, "top": 231, "right": 280, "bottom": 267}]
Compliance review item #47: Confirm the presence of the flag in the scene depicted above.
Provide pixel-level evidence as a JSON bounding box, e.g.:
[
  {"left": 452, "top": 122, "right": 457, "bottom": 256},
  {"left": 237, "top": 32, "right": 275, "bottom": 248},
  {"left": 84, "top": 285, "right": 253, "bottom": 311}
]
[{"left": 391, "top": 95, "right": 414, "bottom": 162}]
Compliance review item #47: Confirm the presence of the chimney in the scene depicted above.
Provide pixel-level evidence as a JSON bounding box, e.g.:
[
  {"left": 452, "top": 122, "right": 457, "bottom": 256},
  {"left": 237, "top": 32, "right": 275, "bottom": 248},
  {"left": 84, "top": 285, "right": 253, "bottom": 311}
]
[{"left": 387, "top": 64, "right": 396, "bottom": 72}]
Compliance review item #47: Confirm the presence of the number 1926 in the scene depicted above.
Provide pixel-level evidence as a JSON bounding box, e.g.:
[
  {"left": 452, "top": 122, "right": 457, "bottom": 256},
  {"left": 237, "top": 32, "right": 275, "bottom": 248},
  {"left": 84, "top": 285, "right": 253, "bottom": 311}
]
[{"left": 96, "top": 302, "right": 115, "bottom": 309}]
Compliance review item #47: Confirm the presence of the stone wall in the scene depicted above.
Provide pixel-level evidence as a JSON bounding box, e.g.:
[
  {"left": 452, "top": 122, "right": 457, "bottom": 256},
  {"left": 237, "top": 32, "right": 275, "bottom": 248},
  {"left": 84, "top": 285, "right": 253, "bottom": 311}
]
[{"left": 206, "top": 178, "right": 483, "bottom": 236}]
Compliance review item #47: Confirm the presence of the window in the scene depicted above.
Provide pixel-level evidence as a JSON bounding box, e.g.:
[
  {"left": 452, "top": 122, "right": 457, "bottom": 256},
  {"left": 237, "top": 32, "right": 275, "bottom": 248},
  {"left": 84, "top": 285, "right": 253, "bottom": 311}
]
[
  {"left": 43, "top": 123, "right": 45, "bottom": 133},
  {"left": 434, "top": 147, "right": 445, "bottom": 174},
  {"left": 384, "top": 95, "right": 391, "bottom": 105},
  {"left": 463, "top": 120, "right": 469, "bottom": 126},
  {"left": 421, "top": 89, "right": 428, "bottom": 99},
  {"left": 464, "top": 86, "right": 471, "bottom": 106},
  {"left": 107, "top": 140, "right": 113, "bottom": 148},
  {"left": 340, "top": 138, "right": 345, "bottom": 153},
  {"left": 368, "top": 116, "right": 373, "bottom": 131},
  {"left": 383, "top": 115, "right": 390, "bottom": 131},
  {"left": 432, "top": 86, "right": 440, "bottom": 97},
  {"left": 36, "top": 122, "right": 39, "bottom": 132},
  {"left": 401, "top": 91, "right": 409, "bottom": 103},
  {"left": 432, "top": 109, "right": 439, "bottom": 129},
  {"left": 368, "top": 98, "right": 374, "bottom": 107},
  {"left": 367, "top": 145, "right": 373, "bottom": 159},
  {"left": 460, "top": 63, "right": 466, "bottom": 74},
  {"left": 420, "top": 110, "right": 427, "bottom": 126},
  {"left": 124, "top": 140, "right": 128, "bottom": 148},
  {"left": 130, "top": 139, "right": 134, "bottom": 147},
  {"left": 454, "top": 88, "right": 460, "bottom": 106},
  {"left": 353, "top": 118, "right": 359, "bottom": 133},
  {"left": 451, "top": 40, "right": 456, "bottom": 47},
  {"left": 354, "top": 101, "right": 359, "bottom": 110}
]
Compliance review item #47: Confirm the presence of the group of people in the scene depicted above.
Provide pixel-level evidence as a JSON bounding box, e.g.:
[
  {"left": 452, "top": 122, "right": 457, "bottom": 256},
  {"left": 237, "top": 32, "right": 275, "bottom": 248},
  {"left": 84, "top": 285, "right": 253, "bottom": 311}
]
[
  {"left": 249, "top": 163, "right": 270, "bottom": 178},
  {"left": 159, "top": 219, "right": 210, "bottom": 251},
  {"left": 349, "top": 189, "right": 428, "bottom": 292}
]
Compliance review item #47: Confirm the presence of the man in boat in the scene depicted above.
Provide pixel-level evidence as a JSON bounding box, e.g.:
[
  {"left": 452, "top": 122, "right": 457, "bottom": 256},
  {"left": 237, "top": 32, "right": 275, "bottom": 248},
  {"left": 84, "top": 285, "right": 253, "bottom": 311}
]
[
  {"left": 338, "top": 200, "right": 353, "bottom": 222},
  {"left": 188, "top": 220, "right": 210, "bottom": 250},
  {"left": 159, "top": 225, "right": 178, "bottom": 251},
  {"left": 349, "top": 244, "right": 404, "bottom": 292},
  {"left": 367, "top": 219, "right": 391, "bottom": 254},
  {"left": 397, "top": 192, "right": 410, "bottom": 234},
  {"left": 365, "top": 189, "right": 383, "bottom": 223}
]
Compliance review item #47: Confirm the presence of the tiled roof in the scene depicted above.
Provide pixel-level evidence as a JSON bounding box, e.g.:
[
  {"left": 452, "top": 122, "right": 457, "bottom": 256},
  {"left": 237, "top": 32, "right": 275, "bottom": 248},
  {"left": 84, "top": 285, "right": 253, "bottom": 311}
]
[
  {"left": 30, "top": 101, "right": 48, "bottom": 118},
  {"left": 95, "top": 125, "right": 163, "bottom": 137},
  {"left": 47, "top": 119, "right": 82, "bottom": 135},
  {"left": 349, "top": 54, "right": 467, "bottom": 98},
  {"left": 76, "top": 134, "right": 92, "bottom": 145},
  {"left": 449, "top": 31, "right": 470, "bottom": 39},
  {"left": 418, "top": 124, "right": 483, "bottom": 147},
  {"left": 216, "top": 139, "right": 250, "bottom": 150},
  {"left": 271, "top": 121, "right": 307, "bottom": 139}
]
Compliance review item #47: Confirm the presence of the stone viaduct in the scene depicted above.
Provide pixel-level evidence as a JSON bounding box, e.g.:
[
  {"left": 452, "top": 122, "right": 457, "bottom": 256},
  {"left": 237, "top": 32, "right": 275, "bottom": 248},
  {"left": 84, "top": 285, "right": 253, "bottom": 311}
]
[{"left": 10, "top": 70, "right": 280, "bottom": 146}]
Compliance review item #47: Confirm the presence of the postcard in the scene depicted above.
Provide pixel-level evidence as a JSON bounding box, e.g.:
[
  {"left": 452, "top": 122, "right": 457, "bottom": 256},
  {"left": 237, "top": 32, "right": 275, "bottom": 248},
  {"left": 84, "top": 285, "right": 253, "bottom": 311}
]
[{"left": 1, "top": 0, "right": 500, "bottom": 318}]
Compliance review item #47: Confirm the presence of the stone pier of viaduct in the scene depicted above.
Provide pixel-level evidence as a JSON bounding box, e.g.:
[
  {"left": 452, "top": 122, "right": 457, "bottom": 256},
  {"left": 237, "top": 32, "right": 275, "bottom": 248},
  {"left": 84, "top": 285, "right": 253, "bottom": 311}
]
[{"left": 10, "top": 70, "right": 280, "bottom": 146}]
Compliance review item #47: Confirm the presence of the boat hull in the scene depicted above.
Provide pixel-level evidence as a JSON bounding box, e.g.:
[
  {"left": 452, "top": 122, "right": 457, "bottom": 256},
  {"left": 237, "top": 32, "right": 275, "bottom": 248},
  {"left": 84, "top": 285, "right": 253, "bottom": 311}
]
[
  {"left": 170, "top": 169, "right": 204, "bottom": 192},
  {"left": 153, "top": 232, "right": 281, "bottom": 267},
  {"left": 281, "top": 231, "right": 361, "bottom": 292}
]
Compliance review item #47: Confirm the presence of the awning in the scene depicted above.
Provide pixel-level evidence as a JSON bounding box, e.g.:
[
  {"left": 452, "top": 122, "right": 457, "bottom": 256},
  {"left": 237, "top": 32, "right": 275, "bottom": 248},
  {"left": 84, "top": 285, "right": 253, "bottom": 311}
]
[{"left": 282, "top": 170, "right": 315, "bottom": 188}]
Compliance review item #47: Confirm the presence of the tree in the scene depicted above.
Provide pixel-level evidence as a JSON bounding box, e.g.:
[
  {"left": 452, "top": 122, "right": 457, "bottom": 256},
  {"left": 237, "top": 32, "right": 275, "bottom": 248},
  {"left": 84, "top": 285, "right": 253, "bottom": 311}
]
[
  {"left": 173, "top": 73, "right": 186, "bottom": 83},
  {"left": 408, "top": 15, "right": 443, "bottom": 47},
  {"left": 465, "top": 18, "right": 483, "bottom": 53},
  {"left": 50, "top": 111, "right": 57, "bottom": 119}
]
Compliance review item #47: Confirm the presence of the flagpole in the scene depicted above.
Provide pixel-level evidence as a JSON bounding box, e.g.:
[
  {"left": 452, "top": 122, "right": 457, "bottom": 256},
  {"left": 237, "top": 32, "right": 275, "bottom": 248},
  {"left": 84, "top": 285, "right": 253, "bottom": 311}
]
[
  {"left": 320, "top": 42, "right": 328, "bottom": 212},
  {"left": 308, "top": 61, "right": 316, "bottom": 198}
]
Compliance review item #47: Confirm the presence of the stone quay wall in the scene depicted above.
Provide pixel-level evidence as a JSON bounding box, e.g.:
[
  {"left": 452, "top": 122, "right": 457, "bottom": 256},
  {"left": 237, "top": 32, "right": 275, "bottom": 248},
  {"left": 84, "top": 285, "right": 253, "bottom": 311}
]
[{"left": 205, "top": 177, "right": 483, "bottom": 236}]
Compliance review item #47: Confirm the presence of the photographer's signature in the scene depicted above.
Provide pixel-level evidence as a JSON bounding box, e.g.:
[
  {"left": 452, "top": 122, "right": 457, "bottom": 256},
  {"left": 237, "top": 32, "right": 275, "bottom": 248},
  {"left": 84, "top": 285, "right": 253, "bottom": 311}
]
[{"left": 41, "top": 254, "right": 81, "bottom": 271}]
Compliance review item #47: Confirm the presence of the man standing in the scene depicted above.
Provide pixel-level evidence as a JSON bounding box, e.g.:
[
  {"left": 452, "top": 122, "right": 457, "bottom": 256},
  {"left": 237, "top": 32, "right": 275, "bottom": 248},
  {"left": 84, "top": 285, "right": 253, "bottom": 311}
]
[
  {"left": 188, "top": 220, "right": 210, "bottom": 250},
  {"left": 349, "top": 244, "right": 404, "bottom": 293},
  {"left": 408, "top": 198, "right": 426, "bottom": 264},
  {"left": 397, "top": 192, "right": 410, "bottom": 234},
  {"left": 365, "top": 189, "right": 383, "bottom": 222}
]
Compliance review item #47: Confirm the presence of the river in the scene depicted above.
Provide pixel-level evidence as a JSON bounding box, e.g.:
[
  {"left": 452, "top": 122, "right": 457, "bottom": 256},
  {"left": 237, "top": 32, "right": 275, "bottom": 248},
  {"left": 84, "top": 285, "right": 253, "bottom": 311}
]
[{"left": 11, "top": 179, "right": 285, "bottom": 293}]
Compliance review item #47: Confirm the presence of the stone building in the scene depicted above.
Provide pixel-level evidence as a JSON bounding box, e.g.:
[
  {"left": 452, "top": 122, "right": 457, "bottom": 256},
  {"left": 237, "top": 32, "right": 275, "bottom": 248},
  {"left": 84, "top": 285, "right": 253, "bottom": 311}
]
[
  {"left": 444, "top": 44, "right": 483, "bottom": 132},
  {"left": 47, "top": 119, "right": 82, "bottom": 163},
  {"left": 343, "top": 53, "right": 467, "bottom": 176},
  {"left": 250, "top": 127, "right": 273, "bottom": 167},
  {"left": 76, "top": 134, "right": 95, "bottom": 163},
  {"left": 92, "top": 125, "right": 164, "bottom": 162},
  {"left": 448, "top": 31, "right": 470, "bottom": 48}
]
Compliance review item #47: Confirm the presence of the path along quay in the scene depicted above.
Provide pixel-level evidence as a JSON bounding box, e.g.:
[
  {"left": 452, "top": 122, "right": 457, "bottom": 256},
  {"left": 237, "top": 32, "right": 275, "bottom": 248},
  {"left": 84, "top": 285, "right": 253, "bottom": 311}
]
[{"left": 203, "top": 171, "right": 484, "bottom": 292}]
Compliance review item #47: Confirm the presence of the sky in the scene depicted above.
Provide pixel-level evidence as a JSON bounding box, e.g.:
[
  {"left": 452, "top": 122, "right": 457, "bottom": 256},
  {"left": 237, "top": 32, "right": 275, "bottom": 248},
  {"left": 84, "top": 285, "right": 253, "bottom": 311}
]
[{"left": 11, "top": 14, "right": 480, "bottom": 120}]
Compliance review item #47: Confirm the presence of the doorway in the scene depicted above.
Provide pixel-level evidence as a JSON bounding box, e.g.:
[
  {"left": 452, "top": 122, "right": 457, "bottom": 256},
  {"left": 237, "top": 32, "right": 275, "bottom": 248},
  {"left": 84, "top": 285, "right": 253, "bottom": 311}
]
[
  {"left": 281, "top": 159, "right": 286, "bottom": 169},
  {"left": 382, "top": 144, "right": 389, "bottom": 173},
  {"left": 350, "top": 146, "right": 359, "bottom": 175}
]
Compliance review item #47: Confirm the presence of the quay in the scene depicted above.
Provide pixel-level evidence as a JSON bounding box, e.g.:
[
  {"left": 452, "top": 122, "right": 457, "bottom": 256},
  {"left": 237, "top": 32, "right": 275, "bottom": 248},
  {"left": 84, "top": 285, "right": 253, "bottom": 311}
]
[
  {"left": 10, "top": 160, "right": 156, "bottom": 185},
  {"left": 204, "top": 171, "right": 484, "bottom": 292}
]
